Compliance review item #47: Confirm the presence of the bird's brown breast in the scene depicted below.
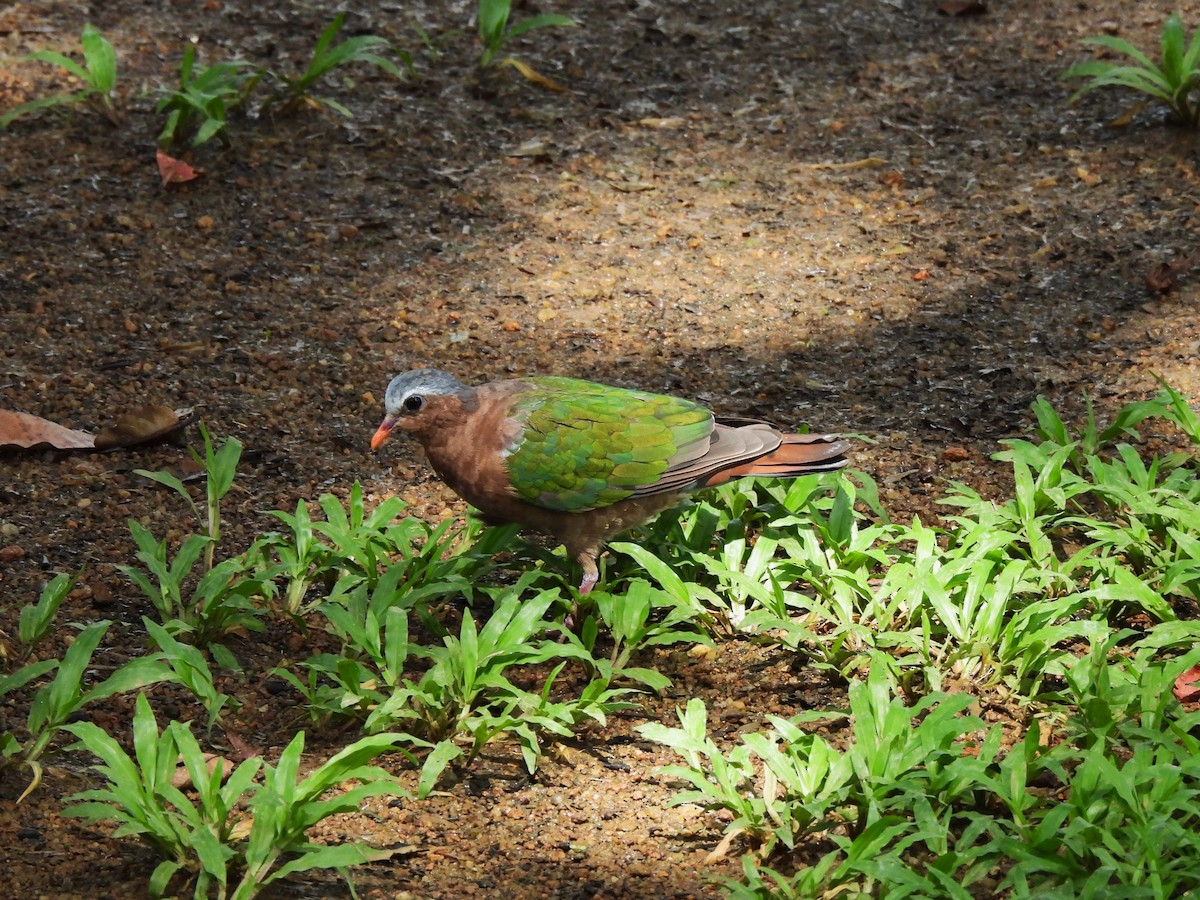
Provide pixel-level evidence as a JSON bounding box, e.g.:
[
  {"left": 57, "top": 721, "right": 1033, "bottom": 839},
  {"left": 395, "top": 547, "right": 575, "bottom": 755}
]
[{"left": 411, "top": 385, "right": 524, "bottom": 515}]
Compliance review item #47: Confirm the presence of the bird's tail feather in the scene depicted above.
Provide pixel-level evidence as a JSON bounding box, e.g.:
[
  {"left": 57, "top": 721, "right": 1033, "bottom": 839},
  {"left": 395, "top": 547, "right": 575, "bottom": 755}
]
[{"left": 702, "top": 434, "right": 850, "bottom": 486}]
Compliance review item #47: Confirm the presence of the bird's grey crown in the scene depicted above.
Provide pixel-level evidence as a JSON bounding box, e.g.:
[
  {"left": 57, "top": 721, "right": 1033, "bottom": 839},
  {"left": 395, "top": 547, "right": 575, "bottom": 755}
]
[{"left": 384, "top": 368, "right": 467, "bottom": 415}]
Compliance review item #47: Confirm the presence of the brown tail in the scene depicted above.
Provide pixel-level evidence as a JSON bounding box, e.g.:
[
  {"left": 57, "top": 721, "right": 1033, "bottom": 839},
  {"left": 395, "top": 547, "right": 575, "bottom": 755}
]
[{"left": 701, "top": 433, "right": 850, "bottom": 486}]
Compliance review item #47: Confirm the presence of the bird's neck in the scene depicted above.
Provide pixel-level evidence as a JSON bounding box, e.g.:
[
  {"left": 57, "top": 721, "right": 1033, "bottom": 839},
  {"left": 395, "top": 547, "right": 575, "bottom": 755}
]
[{"left": 417, "top": 389, "right": 521, "bottom": 507}]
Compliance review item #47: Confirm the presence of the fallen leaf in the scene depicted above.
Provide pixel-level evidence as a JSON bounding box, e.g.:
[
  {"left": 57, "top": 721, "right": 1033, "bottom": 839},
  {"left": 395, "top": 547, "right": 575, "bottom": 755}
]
[
  {"left": 505, "top": 139, "right": 552, "bottom": 160},
  {"left": 171, "top": 752, "right": 233, "bottom": 789},
  {"left": 1107, "top": 100, "right": 1148, "bottom": 128},
  {"left": 228, "top": 818, "right": 254, "bottom": 841},
  {"left": 1175, "top": 665, "right": 1200, "bottom": 702},
  {"left": 223, "top": 728, "right": 263, "bottom": 762},
  {"left": 1146, "top": 251, "right": 1199, "bottom": 295},
  {"left": 703, "top": 826, "right": 744, "bottom": 863},
  {"left": 637, "top": 117, "right": 686, "bottom": 129},
  {"left": 156, "top": 149, "right": 199, "bottom": 187},
  {"left": 1, "top": 405, "right": 195, "bottom": 452},
  {"left": 498, "top": 57, "right": 569, "bottom": 93},
  {"left": 93, "top": 405, "right": 194, "bottom": 450},
  {"left": 802, "top": 157, "right": 889, "bottom": 170},
  {"left": 0, "top": 409, "right": 95, "bottom": 450},
  {"left": 609, "top": 179, "right": 657, "bottom": 193},
  {"left": 935, "top": 1, "right": 987, "bottom": 14}
]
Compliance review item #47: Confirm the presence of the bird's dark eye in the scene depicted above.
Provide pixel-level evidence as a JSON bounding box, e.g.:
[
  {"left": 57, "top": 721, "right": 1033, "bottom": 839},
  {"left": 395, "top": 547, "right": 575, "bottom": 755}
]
[{"left": 403, "top": 394, "right": 424, "bottom": 413}]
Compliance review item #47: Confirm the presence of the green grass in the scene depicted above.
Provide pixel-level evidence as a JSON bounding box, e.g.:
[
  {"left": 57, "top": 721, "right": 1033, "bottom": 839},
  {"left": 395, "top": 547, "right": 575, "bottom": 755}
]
[
  {"left": 0, "top": 24, "right": 120, "bottom": 128},
  {"left": 4, "top": 382, "right": 1200, "bottom": 897},
  {"left": 1064, "top": 13, "right": 1200, "bottom": 127},
  {"left": 476, "top": 0, "right": 576, "bottom": 67}
]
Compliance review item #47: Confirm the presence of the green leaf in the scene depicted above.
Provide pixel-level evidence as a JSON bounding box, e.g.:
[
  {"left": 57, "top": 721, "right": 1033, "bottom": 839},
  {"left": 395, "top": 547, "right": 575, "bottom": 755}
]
[
  {"left": 298, "top": 732, "right": 405, "bottom": 800},
  {"left": 0, "top": 93, "right": 86, "bottom": 128},
  {"left": 1080, "top": 34, "right": 1160, "bottom": 71},
  {"left": 609, "top": 541, "right": 692, "bottom": 601},
  {"left": 503, "top": 13, "right": 578, "bottom": 42},
  {"left": 130, "top": 693, "right": 163, "bottom": 784},
  {"left": 192, "top": 114, "right": 227, "bottom": 147},
  {"left": 18, "top": 572, "right": 77, "bottom": 645},
  {"left": 205, "top": 431, "right": 243, "bottom": 503},
  {"left": 0, "top": 657, "right": 58, "bottom": 697},
  {"left": 418, "top": 739, "right": 462, "bottom": 798},
  {"left": 478, "top": 0, "right": 512, "bottom": 44},
  {"left": 63, "top": 722, "right": 145, "bottom": 805},
  {"left": 190, "top": 825, "right": 233, "bottom": 892},
  {"left": 1162, "top": 13, "right": 1186, "bottom": 85},
  {"left": 80, "top": 24, "right": 117, "bottom": 93},
  {"left": 26, "top": 49, "right": 91, "bottom": 84},
  {"left": 313, "top": 95, "right": 355, "bottom": 118},
  {"left": 28, "top": 620, "right": 110, "bottom": 733},
  {"left": 148, "top": 859, "right": 184, "bottom": 898},
  {"left": 134, "top": 468, "right": 195, "bottom": 508},
  {"left": 310, "top": 13, "right": 347, "bottom": 69},
  {"left": 615, "top": 666, "right": 671, "bottom": 692},
  {"left": 81, "top": 655, "right": 175, "bottom": 706},
  {"left": 268, "top": 842, "right": 394, "bottom": 882}
]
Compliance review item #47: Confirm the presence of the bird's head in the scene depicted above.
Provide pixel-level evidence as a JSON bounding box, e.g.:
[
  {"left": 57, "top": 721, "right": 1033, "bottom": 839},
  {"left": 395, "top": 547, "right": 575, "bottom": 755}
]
[{"left": 371, "top": 368, "right": 469, "bottom": 450}]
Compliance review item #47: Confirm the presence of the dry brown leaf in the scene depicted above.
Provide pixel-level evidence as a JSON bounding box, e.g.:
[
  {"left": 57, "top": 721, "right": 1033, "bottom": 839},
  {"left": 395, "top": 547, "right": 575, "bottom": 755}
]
[
  {"left": 1145, "top": 251, "right": 1199, "bottom": 295},
  {"left": 1108, "top": 100, "right": 1148, "bottom": 128},
  {"left": 505, "top": 139, "right": 552, "bottom": 159},
  {"left": 1, "top": 405, "right": 195, "bottom": 452},
  {"left": 223, "top": 728, "right": 264, "bottom": 762},
  {"left": 94, "top": 405, "right": 195, "bottom": 450},
  {"left": 935, "top": 1, "right": 987, "bottom": 15},
  {"left": 802, "top": 157, "right": 889, "bottom": 170},
  {"left": 171, "top": 752, "right": 234, "bottom": 790},
  {"left": 498, "top": 57, "right": 569, "bottom": 93},
  {"left": 229, "top": 817, "right": 254, "bottom": 842},
  {"left": 703, "top": 826, "right": 744, "bottom": 863},
  {"left": 637, "top": 117, "right": 686, "bottom": 129},
  {"left": 0, "top": 409, "right": 95, "bottom": 450},
  {"left": 609, "top": 179, "right": 657, "bottom": 193}
]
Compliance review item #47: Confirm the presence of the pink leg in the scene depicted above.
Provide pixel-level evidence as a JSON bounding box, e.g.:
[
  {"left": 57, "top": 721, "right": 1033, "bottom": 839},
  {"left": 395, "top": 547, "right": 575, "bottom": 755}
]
[
  {"left": 577, "top": 551, "right": 599, "bottom": 595},
  {"left": 565, "top": 552, "right": 599, "bottom": 631},
  {"left": 579, "top": 570, "right": 597, "bottom": 595}
]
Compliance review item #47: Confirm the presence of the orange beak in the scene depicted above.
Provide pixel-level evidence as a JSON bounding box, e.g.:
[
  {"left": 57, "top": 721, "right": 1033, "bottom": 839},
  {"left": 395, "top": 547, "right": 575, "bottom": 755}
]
[{"left": 370, "top": 416, "right": 396, "bottom": 450}]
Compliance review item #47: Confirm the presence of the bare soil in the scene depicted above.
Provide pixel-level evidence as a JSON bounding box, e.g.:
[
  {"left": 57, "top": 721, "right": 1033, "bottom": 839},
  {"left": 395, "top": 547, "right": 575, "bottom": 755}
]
[{"left": 2, "top": 0, "right": 1199, "bottom": 897}]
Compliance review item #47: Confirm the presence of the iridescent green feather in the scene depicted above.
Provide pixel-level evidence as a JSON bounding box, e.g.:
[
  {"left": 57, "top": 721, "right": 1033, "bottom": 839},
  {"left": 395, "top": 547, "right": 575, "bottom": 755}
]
[{"left": 504, "top": 377, "right": 712, "bottom": 511}]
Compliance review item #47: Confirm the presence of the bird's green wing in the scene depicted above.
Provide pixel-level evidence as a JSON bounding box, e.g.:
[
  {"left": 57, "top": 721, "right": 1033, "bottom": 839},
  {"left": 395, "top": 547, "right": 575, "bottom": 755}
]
[{"left": 504, "top": 377, "right": 713, "bottom": 511}]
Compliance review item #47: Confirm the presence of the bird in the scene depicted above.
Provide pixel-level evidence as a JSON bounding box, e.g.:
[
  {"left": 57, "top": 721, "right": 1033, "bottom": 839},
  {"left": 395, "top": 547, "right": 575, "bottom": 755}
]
[{"left": 371, "top": 368, "right": 849, "bottom": 596}]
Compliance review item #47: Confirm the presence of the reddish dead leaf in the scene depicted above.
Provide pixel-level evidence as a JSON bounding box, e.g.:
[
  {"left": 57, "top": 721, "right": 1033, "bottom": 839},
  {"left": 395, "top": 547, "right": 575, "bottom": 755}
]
[
  {"left": 93, "top": 404, "right": 194, "bottom": 450},
  {"left": 0, "top": 409, "right": 95, "bottom": 450},
  {"left": 936, "top": 1, "right": 987, "bottom": 15},
  {"left": 1174, "top": 665, "right": 1200, "bottom": 702},
  {"left": 156, "top": 149, "right": 199, "bottom": 187},
  {"left": 223, "top": 728, "right": 264, "bottom": 762},
  {"left": 1146, "top": 251, "right": 1200, "bottom": 295}
]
